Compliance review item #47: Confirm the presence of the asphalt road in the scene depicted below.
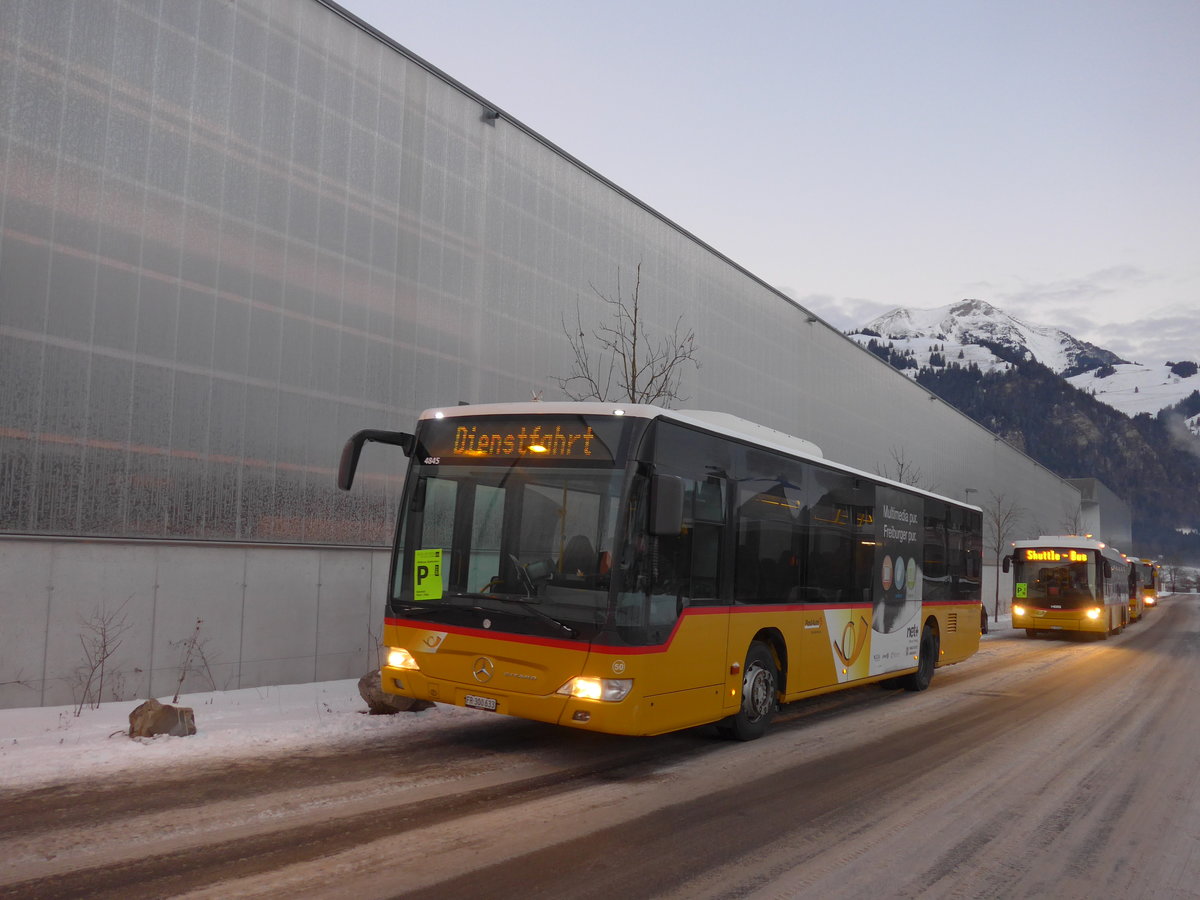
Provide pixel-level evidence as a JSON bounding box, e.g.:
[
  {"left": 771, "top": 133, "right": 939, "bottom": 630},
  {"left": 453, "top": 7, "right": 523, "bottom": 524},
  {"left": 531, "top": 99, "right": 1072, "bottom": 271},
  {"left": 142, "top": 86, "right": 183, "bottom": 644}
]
[{"left": 3, "top": 595, "right": 1197, "bottom": 900}]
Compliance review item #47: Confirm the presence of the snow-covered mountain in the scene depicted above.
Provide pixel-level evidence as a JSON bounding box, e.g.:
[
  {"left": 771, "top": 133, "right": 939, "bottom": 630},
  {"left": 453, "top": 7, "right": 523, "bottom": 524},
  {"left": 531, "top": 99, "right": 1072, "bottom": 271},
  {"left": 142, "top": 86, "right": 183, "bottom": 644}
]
[
  {"left": 858, "top": 299, "right": 1125, "bottom": 376},
  {"left": 1067, "top": 362, "right": 1200, "bottom": 428},
  {"left": 849, "top": 299, "right": 1200, "bottom": 426}
]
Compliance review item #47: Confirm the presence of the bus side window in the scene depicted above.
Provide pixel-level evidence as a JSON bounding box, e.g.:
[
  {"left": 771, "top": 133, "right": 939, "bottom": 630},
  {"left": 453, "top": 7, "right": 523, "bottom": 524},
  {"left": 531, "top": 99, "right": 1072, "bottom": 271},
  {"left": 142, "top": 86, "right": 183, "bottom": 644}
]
[
  {"left": 659, "top": 476, "right": 726, "bottom": 607},
  {"left": 735, "top": 479, "right": 798, "bottom": 604},
  {"left": 803, "top": 468, "right": 872, "bottom": 605}
]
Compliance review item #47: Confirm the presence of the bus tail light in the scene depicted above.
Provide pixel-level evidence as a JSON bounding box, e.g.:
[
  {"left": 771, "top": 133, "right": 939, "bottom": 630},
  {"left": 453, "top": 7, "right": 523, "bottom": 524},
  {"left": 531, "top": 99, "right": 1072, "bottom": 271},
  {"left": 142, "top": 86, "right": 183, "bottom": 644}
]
[
  {"left": 556, "top": 677, "right": 633, "bottom": 702},
  {"left": 387, "top": 647, "right": 420, "bottom": 670}
]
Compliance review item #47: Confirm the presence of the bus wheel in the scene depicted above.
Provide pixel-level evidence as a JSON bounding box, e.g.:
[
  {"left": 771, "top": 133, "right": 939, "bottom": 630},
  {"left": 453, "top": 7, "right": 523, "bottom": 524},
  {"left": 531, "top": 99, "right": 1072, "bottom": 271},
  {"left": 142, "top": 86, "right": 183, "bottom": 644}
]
[
  {"left": 1025, "top": 629, "right": 1039, "bottom": 638},
  {"left": 901, "top": 625, "right": 938, "bottom": 692},
  {"left": 725, "top": 642, "right": 778, "bottom": 741}
]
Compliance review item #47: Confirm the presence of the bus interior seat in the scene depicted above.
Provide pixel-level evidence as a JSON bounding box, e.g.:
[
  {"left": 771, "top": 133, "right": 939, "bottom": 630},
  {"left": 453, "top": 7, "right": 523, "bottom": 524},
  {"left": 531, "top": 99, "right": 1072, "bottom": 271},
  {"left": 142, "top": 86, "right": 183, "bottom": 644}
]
[{"left": 561, "top": 534, "right": 597, "bottom": 576}]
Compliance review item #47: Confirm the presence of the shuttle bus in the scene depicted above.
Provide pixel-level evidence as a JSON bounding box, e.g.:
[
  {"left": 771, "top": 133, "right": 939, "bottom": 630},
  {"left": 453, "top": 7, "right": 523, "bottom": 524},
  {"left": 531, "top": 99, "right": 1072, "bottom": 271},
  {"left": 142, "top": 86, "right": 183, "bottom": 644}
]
[
  {"left": 1136, "top": 558, "right": 1161, "bottom": 610},
  {"left": 339, "top": 402, "right": 983, "bottom": 739},
  {"left": 1124, "top": 553, "right": 1146, "bottom": 624},
  {"left": 1006, "top": 536, "right": 1131, "bottom": 639}
]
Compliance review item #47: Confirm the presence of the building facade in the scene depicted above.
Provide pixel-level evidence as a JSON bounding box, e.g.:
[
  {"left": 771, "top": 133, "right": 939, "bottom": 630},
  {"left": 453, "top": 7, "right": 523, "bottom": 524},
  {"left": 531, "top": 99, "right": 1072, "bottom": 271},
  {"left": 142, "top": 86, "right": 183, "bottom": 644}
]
[
  {"left": 1067, "top": 478, "right": 1133, "bottom": 550},
  {"left": 0, "top": 0, "right": 1079, "bottom": 708}
]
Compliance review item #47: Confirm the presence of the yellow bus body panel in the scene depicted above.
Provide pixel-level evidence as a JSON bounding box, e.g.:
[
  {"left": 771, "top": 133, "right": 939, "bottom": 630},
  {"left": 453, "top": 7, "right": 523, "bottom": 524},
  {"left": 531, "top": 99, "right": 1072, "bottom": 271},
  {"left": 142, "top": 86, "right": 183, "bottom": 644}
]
[
  {"left": 1013, "top": 603, "right": 1123, "bottom": 636},
  {"left": 381, "top": 601, "right": 981, "bottom": 737},
  {"left": 934, "top": 604, "right": 983, "bottom": 664},
  {"left": 1128, "top": 592, "right": 1145, "bottom": 622},
  {"left": 381, "top": 614, "right": 732, "bottom": 736}
]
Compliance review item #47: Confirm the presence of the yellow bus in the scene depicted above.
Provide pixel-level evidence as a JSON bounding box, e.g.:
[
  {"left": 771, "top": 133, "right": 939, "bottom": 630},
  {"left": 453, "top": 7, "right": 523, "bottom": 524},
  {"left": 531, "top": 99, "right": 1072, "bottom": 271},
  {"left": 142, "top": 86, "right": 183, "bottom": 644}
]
[
  {"left": 1006, "top": 536, "right": 1131, "bottom": 639},
  {"left": 1123, "top": 553, "right": 1146, "bottom": 624},
  {"left": 1136, "top": 558, "right": 1161, "bottom": 611},
  {"left": 339, "top": 403, "right": 983, "bottom": 739}
]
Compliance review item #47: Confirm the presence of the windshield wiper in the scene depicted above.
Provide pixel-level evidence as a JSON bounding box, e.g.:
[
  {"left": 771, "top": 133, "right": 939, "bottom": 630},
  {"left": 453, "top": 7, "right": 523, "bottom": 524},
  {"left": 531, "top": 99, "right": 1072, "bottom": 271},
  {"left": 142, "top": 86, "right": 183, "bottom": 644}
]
[{"left": 449, "top": 591, "right": 578, "bottom": 638}]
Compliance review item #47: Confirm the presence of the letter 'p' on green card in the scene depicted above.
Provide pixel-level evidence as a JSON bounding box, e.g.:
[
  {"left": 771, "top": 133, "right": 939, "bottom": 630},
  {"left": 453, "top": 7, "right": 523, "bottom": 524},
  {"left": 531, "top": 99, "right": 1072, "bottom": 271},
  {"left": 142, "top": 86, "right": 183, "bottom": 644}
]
[{"left": 414, "top": 548, "right": 443, "bottom": 600}]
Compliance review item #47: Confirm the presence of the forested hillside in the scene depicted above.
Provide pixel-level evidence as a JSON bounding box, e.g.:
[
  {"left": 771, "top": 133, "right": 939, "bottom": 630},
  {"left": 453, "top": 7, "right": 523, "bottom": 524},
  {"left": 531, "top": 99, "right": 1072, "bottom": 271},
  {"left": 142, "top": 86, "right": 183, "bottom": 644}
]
[{"left": 913, "top": 355, "right": 1200, "bottom": 564}]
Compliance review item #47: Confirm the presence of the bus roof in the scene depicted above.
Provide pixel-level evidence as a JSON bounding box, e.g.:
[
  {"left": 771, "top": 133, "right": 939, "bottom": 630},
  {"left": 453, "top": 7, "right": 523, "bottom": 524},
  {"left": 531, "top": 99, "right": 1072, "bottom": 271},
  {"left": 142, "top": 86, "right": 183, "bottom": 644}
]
[{"left": 418, "top": 401, "right": 981, "bottom": 512}]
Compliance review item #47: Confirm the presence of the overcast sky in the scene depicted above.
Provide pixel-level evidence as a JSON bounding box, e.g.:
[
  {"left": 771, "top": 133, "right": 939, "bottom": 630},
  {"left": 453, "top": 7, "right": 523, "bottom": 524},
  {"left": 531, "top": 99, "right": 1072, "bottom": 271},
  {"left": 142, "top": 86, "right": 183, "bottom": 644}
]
[{"left": 338, "top": 0, "right": 1198, "bottom": 366}]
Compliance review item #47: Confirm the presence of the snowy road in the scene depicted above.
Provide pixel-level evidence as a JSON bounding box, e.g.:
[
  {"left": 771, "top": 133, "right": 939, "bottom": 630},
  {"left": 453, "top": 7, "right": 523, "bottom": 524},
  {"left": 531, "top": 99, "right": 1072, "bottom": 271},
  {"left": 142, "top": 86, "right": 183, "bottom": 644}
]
[{"left": 2, "top": 596, "right": 1198, "bottom": 899}]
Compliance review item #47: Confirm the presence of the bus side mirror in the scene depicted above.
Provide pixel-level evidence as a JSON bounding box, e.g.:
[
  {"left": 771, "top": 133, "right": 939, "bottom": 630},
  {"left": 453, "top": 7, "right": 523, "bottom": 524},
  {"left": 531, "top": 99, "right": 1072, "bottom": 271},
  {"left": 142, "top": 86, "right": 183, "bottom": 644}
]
[
  {"left": 1002, "top": 555, "right": 1011, "bottom": 573},
  {"left": 649, "top": 474, "right": 684, "bottom": 536},
  {"left": 1102, "top": 559, "right": 1112, "bottom": 579},
  {"left": 337, "top": 429, "right": 415, "bottom": 490}
]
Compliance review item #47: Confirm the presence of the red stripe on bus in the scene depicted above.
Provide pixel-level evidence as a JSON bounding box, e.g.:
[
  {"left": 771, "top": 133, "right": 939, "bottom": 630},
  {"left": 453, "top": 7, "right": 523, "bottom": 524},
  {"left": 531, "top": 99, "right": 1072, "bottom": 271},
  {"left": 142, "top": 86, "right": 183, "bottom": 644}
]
[{"left": 385, "top": 600, "right": 970, "bottom": 654}]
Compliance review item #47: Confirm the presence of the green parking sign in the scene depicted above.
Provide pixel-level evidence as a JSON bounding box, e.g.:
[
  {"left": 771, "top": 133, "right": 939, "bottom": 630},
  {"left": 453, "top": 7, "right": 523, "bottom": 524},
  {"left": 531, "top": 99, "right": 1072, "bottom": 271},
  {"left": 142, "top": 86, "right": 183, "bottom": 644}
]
[
  {"left": 1015, "top": 582, "right": 1027, "bottom": 598},
  {"left": 414, "top": 548, "right": 443, "bottom": 600}
]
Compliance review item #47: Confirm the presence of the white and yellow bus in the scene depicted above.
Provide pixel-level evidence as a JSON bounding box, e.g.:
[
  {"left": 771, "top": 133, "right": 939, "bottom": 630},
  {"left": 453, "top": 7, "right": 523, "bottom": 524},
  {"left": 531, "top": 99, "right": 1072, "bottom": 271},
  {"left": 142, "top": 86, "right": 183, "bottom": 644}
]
[
  {"left": 1006, "top": 536, "right": 1131, "bottom": 639},
  {"left": 1136, "top": 558, "right": 1162, "bottom": 611},
  {"left": 1123, "top": 553, "right": 1146, "bottom": 624},
  {"left": 339, "top": 403, "right": 983, "bottom": 739}
]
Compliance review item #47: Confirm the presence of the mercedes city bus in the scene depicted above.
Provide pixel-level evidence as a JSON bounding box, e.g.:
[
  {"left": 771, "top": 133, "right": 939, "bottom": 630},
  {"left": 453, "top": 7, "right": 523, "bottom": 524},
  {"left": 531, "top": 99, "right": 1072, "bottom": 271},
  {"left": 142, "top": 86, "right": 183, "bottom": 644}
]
[{"left": 339, "top": 403, "right": 983, "bottom": 739}]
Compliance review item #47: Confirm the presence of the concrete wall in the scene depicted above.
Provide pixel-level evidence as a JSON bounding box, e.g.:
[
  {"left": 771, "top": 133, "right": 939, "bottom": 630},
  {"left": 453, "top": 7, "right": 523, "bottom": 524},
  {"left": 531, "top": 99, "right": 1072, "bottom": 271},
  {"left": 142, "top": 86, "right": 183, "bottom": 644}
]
[{"left": 0, "top": 538, "right": 390, "bottom": 709}]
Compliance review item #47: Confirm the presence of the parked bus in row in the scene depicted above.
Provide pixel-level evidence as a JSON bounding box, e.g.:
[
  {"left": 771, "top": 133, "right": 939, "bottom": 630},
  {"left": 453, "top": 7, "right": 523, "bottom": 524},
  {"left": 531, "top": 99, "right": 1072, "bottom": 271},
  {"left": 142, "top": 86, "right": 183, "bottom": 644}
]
[
  {"left": 1005, "top": 536, "right": 1131, "bottom": 639},
  {"left": 1125, "top": 551, "right": 1147, "bottom": 624},
  {"left": 338, "top": 403, "right": 984, "bottom": 740},
  {"left": 1136, "top": 558, "right": 1162, "bottom": 611}
]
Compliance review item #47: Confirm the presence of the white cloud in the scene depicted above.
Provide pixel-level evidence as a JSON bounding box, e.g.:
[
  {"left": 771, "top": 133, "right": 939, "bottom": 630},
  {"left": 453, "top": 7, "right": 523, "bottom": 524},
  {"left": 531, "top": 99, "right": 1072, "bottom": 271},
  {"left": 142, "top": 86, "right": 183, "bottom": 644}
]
[{"left": 795, "top": 294, "right": 896, "bottom": 332}]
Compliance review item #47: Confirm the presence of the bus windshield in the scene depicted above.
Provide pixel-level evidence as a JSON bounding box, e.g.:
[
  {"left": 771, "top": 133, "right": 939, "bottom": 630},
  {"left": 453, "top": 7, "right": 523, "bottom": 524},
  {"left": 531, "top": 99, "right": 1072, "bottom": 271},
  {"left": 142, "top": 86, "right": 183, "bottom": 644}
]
[
  {"left": 1139, "top": 563, "right": 1156, "bottom": 591},
  {"left": 1013, "top": 550, "right": 1098, "bottom": 606},
  {"left": 392, "top": 458, "right": 628, "bottom": 640}
]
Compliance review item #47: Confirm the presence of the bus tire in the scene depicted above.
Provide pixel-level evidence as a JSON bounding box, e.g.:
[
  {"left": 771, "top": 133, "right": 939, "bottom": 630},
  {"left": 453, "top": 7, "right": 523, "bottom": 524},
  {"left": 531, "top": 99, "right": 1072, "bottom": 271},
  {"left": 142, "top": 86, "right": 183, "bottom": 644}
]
[
  {"left": 1025, "top": 628, "right": 1039, "bottom": 638},
  {"left": 725, "top": 642, "right": 778, "bottom": 741},
  {"left": 901, "top": 625, "right": 938, "bottom": 692}
]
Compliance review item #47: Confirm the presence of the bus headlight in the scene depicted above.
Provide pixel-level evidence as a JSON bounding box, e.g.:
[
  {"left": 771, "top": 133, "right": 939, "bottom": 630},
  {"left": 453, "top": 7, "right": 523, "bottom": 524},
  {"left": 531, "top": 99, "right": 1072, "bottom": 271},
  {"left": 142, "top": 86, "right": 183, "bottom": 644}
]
[
  {"left": 1085, "top": 607, "right": 1102, "bottom": 620},
  {"left": 556, "top": 677, "right": 633, "bottom": 702},
  {"left": 1013, "top": 605, "right": 1026, "bottom": 617},
  {"left": 386, "top": 647, "right": 420, "bottom": 670}
]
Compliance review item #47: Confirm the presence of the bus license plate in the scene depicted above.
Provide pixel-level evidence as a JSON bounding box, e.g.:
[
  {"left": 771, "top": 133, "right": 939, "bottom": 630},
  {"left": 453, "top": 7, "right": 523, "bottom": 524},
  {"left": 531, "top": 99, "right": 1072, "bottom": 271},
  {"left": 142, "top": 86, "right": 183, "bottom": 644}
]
[{"left": 464, "top": 694, "right": 497, "bottom": 711}]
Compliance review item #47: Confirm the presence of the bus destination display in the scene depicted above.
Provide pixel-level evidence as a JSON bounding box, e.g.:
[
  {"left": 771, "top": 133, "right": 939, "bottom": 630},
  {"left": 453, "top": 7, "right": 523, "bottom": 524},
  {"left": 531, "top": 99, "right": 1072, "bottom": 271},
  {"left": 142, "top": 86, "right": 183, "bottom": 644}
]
[
  {"left": 1023, "top": 548, "right": 1088, "bottom": 563},
  {"left": 419, "top": 416, "right": 623, "bottom": 463}
]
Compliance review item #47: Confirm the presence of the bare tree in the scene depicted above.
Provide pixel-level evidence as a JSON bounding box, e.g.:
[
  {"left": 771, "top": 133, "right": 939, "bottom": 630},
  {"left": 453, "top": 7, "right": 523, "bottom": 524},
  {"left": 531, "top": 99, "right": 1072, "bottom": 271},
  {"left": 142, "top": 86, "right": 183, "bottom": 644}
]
[
  {"left": 73, "top": 598, "right": 133, "bottom": 715},
  {"left": 875, "top": 445, "right": 931, "bottom": 490},
  {"left": 1160, "top": 564, "right": 1176, "bottom": 594},
  {"left": 983, "top": 490, "right": 1026, "bottom": 623},
  {"left": 1059, "top": 503, "right": 1085, "bottom": 536},
  {"left": 170, "top": 618, "right": 217, "bottom": 702},
  {"left": 551, "top": 263, "right": 699, "bottom": 406},
  {"left": 0, "top": 673, "right": 33, "bottom": 691}
]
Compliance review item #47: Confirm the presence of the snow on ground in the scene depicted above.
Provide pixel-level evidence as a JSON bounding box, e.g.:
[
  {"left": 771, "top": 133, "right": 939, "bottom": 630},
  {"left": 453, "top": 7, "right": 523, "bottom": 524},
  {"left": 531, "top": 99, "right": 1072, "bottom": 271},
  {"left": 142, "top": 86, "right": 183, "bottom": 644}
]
[
  {"left": 0, "top": 616, "right": 1015, "bottom": 791},
  {"left": 0, "top": 678, "right": 492, "bottom": 791}
]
